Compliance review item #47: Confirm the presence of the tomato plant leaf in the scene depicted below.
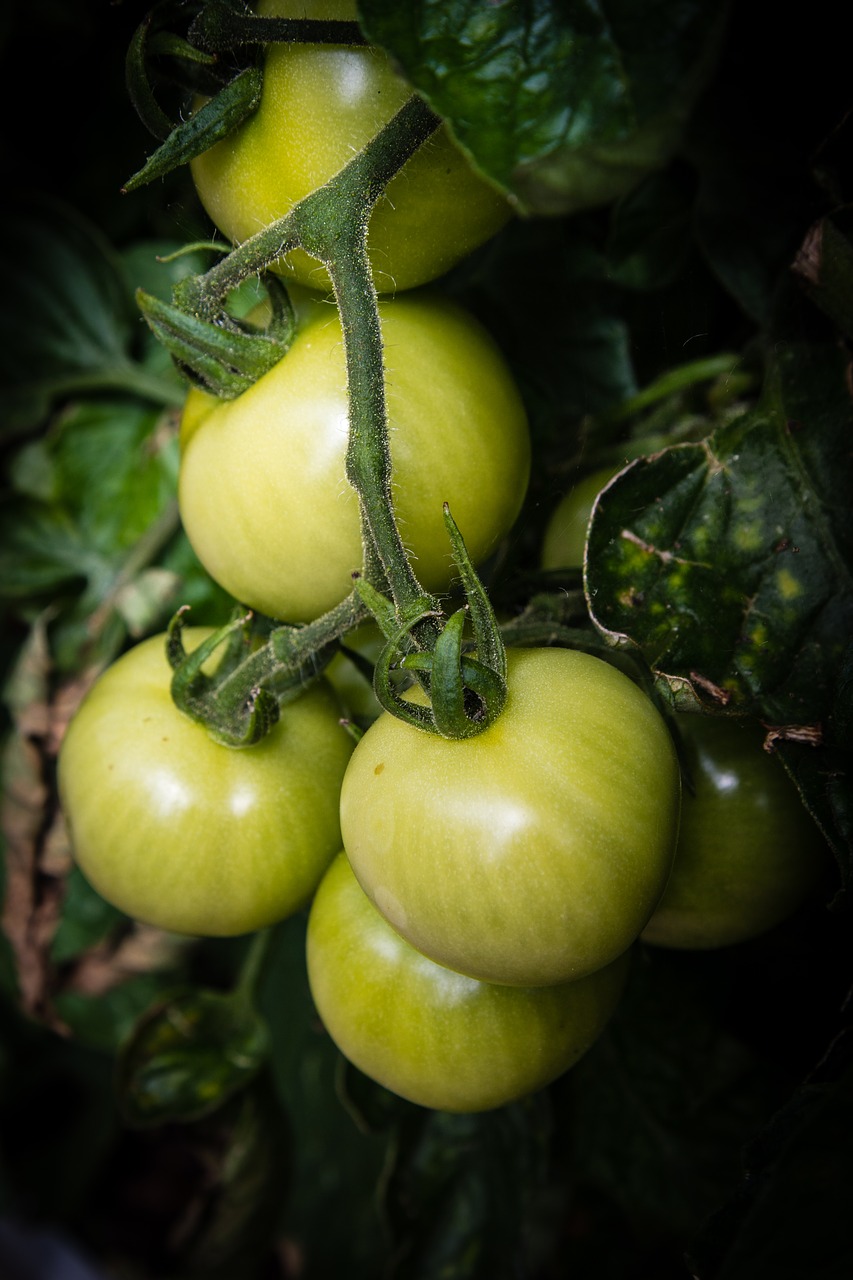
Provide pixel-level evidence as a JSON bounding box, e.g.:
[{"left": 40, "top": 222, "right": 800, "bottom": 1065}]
[
  {"left": 172, "top": 1081, "right": 291, "bottom": 1275},
  {"left": 381, "top": 1097, "right": 553, "bottom": 1280},
  {"left": 0, "top": 398, "right": 178, "bottom": 601},
  {"left": 54, "top": 975, "right": 179, "bottom": 1056},
  {"left": 585, "top": 415, "right": 847, "bottom": 726},
  {"left": 50, "top": 867, "right": 126, "bottom": 964},
  {"left": 258, "top": 915, "right": 391, "bottom": 1276},
  {"left": 604, "top": 169, "right": 694, "bottom": 292},
  {"left": 357, "top": 0, "right": 726, "bottom": 215},
  {"left": 0, "top": 200, "right": 182, "bottom": 437},
  {"left": 687, "top": 1031, "right": 853, "bottom": 1280},
  {"left": 116, "top": 988, "right": 270, "bottom": 1127},
  {"left": 568, "top": 952, "right": 786, "bottom": 1238},
  {"left": 584, "top": 307, "right": 853, "bottom": 869}
]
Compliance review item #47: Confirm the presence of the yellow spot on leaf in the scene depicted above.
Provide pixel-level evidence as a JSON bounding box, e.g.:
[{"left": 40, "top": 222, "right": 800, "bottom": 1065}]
[{"left": 776, "top": 568, "right": 802, "bottom": 600}]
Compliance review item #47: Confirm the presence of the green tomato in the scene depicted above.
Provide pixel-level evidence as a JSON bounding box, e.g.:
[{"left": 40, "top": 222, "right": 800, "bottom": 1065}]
[
  {"left": 340, "top": 647, "right": 681, "bottom": 987},
  {"left": 307, "top": 852, "right": 631, "bottom": 1112},
  {"left": 189, "top": 0, "right": 513, "bottom": 294},
  {"left": 58, "top": 630, "right": 355, "bottom": 937},
  {"left": 641, "top": 714, "right": 827, "bottom": 950},
  {"left": 179, "top": 288, "right": 530, "bottom": 623},
  {"left": 541, "top": 466, "right": 621, "bottom": 571}
]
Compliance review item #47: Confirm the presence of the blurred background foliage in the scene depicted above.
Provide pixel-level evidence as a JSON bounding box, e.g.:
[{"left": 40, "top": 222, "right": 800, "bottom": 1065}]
[{"left": 1, "top": 0, "right": 852, "bottom": 1277}]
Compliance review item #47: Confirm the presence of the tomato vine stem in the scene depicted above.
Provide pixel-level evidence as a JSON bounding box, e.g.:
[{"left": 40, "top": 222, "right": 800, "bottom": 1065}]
[{"left": 149, "top": 83, "right": 508, "bottom": 741}]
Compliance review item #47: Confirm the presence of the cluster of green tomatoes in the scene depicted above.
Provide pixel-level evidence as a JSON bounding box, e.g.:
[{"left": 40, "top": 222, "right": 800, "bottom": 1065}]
[{"left": 58, "top": 1, "right": 825, "bottom": 1113}]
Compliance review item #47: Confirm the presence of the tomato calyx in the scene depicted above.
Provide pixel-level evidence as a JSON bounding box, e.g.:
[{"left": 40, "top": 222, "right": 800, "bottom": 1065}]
[
  {"left": 166, "top": 594, "right": 368, "bottom": 746},
  {"left": 353, "top": 507, "right": 509, "bottom": 739},
  {"left": 137, "top": 273, "right": 295, "bottom": 399}
]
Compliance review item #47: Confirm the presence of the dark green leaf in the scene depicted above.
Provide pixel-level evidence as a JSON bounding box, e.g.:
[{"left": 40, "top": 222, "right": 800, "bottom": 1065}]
[
  {"left": 117, "top": 988, "right": 270, "bottom": 1126},
  {"left": 585, "top": 342, "right": 853, "bottom": 728},
  {"left": 382, "top": 1097, "right": 554, "bottom": 1280},
  {"left": 358, "top": 0, "right": 726, "bottom": 215},
  {"left": 0, "top": 199, "right": 179, "bottom": 436},
  {"left": 453, "top": 217, "right": 638, "bottom": 469},
  {"left": 688, "top": 1032, "right": 853, "bottom": 1280},
  {"left": 568, "top": 951, "right": 785, "bottom": 1238},
  {"left": 50, "top": 867, "right": 125, "bottom": 964},
  {"left": 605, "top": 169, "right": 694, "bottom": 291},
  {"left": 335, "top": 1056, "right": 411, "bottom": 1135},
  {"left": 258, "top": 915, "right": 390, "bottom": 1277},
  {"left": 177, "top": 1080, "right": 291, "bottom": 1275},
  {"left": 693, "top": 154, "right": 806, "bottom": 327},
  {"left": 54, "top": 975, "right": 181, "bottom": 1056},
  {"left": 78, "top": 1077, "right": 290, "bottom": 1277}
]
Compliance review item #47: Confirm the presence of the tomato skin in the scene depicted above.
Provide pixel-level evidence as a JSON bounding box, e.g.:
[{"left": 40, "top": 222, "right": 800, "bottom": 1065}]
[
  {"left": 541, "top": 467, "right": 621, "bottom": 571},
  {"left": 178, "top": 289, "right": 530, "bottom": 624},
  {"left": 307, "top": 852, "right": 631, "bottom": 1112},
  {"left": 58, "top": 630, "right": 355, "bottom": 937},
  {"left": 189, "top": 0, "right": 512, "bottom": 295},
  {"left": 641, "top": 714, "right": 827, "bottom": 950},
  {"left": 340, "top": 647, "right": 681, "bottom": 987}
]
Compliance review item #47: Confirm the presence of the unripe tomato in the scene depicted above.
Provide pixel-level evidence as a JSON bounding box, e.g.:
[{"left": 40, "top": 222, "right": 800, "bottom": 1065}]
[
  {"left": 58, "top": 630, "right": 355, "bottom": 937},
  {"left": 641, "top": 713, "right": 827, "bottom": 949},
  {"left": 541, "top": 466, "right": 620, "bottom": 571},
  {"left": 179, "top": 288, "right": 530, "bottom": 623},
  {"left": 340, "top": 647, "right": 681, "bottom": 987},
  {"left": 189, "top": 0, "right": 513, "bottom": 294},
  {"left": 306, "top": 852, "right": 631, "bottom": 1112}
]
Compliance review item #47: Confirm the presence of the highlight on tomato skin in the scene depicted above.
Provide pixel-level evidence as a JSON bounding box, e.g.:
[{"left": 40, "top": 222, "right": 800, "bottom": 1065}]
[
  {"left": 57, "top": 629, "right": 356, "bottom": 938},
  {"left": 306, "top": 852, "right": 633, "bottom": 1114},
  {"left": 340, "top": 646, "right": 682, "bottom": 989},
  {"left": 189, "top": 0, "right": 514, "bottom": 295},
  {"left": 641, "top": 713, "right": 830, "bottom": 951}
]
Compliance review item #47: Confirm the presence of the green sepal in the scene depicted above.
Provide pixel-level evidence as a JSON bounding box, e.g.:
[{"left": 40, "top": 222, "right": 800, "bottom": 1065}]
[
  {"left": 136, "top": 276, "right": 293, "bottom": 398},
  {"left": 353, "top": 572, "right": 506, "bottom": 737},
  {"left": 124, "top": 7, "right": 175, "bottom": 142},
  {"left": 123, "top": 65, "right": 263, "bottom": 192},
  {"left": 420, "top": 607, "right": 506, "bottom": 738},
  {"left": 351, "top": 576, "right": 401, "bottom": 640},
  {"left": 188, "top": 4, "right": 367, "bottom": 52},
  {"left": 443, "top": 503, "right": 507, "bottom": 686},
  {"left": 168, "top": 610, "right": 282, "bottom": 747},
  {"left": 352, "top": 581, "right": 440, "bottom": 731},
  {"left": 147, "top": 30, "right": 217, "bottom": 67},
  {"left": 371, "top": 635, "right": 437, "bottom": 733},
  {"left": 220, "top": 685, "right": 281, "bottom": 748},
  {"left": 425, "top": 607, "right": 470, "bottom": 736},
  {"left": 167, "top": 608, "right": 251, "bottom": 684},
  {"left": 125, "top": 0, "right": 223, "bottom": 144}
]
